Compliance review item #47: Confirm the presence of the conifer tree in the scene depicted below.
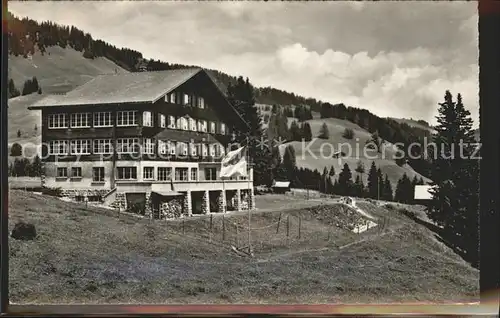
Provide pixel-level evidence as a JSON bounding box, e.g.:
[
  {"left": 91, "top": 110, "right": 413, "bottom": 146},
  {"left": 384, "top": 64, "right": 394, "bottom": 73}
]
[
  {"left": 382, "top": 174, "right": 393, "bottom": 201},
  {"left": 302, "top": 122, "right": 313, "bottom": 141},
  {"left": 426, "top": 91, "right": 479, "bottom": 265},
  {"left": 337, "top": 163, "right": 353, "bottom": 196},
  {"left": 318, "top": 122, "right": 330, "bottom": 139},
  {"left": 290, "top": 120, "right": 301, "bottom": 141},
  {"left": 367, "top": 161, "right": 378, "bottom": 199},
  {"left": 329, "top": 165, "right": 335, "bottom": 177}
]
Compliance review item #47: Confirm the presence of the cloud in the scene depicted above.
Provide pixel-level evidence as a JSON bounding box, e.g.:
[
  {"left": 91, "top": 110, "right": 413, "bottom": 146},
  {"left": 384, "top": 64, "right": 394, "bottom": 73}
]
[{"left": 8, "top": 1, "right": 478, "bottom": 127}]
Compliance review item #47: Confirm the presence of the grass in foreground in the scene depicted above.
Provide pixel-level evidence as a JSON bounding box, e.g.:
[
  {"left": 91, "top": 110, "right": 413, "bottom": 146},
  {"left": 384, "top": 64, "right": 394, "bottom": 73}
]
[{"left": 8, "top": 191, "right": 478, "bottom": 304}]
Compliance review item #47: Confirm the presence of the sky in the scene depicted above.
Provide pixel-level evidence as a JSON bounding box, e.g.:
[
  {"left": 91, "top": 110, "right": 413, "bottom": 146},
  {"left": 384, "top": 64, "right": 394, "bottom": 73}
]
[{"left": 9, "top": 1, "right": 479, "bottom": 127}]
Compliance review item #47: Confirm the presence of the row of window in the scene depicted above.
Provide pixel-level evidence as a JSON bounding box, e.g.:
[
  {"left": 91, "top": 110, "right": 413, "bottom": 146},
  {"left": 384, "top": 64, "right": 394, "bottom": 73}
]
[
  {"left": 48, "top": 139, "right": 227, "bottom": 156},
  {"left": 48, "top": 111, "right": 228, "bottom": 135},
  {"left": 56, "top": 166, "right": 218, "bottom": 182},
  {"left": 165, "top": 92, "right": 206, "bottom": 109}
]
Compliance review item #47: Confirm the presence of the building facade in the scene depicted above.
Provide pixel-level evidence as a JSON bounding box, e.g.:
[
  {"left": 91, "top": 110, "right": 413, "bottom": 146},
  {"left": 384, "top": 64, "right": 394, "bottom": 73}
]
[{"left": 29, "top": 68, "right": 255, "bottom": 218}]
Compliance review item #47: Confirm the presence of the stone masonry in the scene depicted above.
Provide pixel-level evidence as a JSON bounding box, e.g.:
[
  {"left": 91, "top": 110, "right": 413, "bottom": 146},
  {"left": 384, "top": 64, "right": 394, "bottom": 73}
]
[
  {"left": 217, "top": 190, "right": 226, "bottom": 213},
  {"left": 183, "top": 191, "right": 192, "bottom": 216},
  {"left": 202, "top": 190, "right": 210, "bottom": 214}
]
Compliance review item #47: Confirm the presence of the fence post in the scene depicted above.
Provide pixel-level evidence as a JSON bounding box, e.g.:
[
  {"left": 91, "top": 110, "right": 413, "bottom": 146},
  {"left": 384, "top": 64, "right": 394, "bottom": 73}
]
[
  {"left": 222, "top": 215, "right": 226, "bottom": 241},
  {"left": 236, "top": 223, "right": 239, "bottom": 247},
  {"left": 286, "top": 215, "right": 290, "bottom": 244},
  {"left": 209, "top": 214, "right": 213, "bottom": 242},
  {"left": 298, "top": 216, "right": 301, "bottom": 239},
  {"left": 182, "top": 219, "right": 185, "bottom": 235},
  {"left": 276, "top": 213, "right": 282, "bottom": 234}
]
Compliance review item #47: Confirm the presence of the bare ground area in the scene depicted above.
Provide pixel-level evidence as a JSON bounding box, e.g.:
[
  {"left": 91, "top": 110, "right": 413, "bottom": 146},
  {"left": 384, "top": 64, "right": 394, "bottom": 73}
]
[{"left": 8, "top": 191, "right": 478, "bottom": 304}]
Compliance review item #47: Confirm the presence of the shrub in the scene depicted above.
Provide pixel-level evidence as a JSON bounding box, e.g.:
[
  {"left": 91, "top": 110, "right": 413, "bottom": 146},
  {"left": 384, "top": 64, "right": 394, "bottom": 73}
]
[
  {"left": 11, "top": 222, "right": 37, "bottom": 241},
  {"left": 10, "top": 143, "right": 22, "bottom": 156},
  {"left": 342, "top": 128, "right": 354, "bottom": 139},
  {"left": 41, "top": 187, "right": 63, "bottom": 197}
]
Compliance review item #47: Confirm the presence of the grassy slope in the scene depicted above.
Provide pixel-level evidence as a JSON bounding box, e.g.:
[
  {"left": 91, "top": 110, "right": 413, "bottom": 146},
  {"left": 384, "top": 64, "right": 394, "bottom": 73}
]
[
  {"left": 280, "top": 117, "right": 431, "bottom": 188},
  {"left": 8, "top": 46, "right": 128, "bottom": 145},
  {"left": 389, "top": 117, "right": 435, "bottom": 133},
  {"left": 9, "top": 190, "right": 478, "bottom": 304}
]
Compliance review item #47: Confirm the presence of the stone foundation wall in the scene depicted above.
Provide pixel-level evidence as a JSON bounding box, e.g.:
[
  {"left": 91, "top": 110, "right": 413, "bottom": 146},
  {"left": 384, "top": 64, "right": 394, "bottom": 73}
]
[
  {"left": 183, "top": 191, "right": 192, "bottom": 216},
  {"left": 60, "top": 189, "right": 110, "bottom": 201},
  {"left": 201, "top": 191, "right": 210, "bottom": 214},
  {"left": 217, "top": 190, "right": 226, "bottom": 213},
  {"left": 110, "top": 192, "right": 126, "bottom": 210},
  {"left": 160, "top": 198, "right": 183, "bottom": 219}
]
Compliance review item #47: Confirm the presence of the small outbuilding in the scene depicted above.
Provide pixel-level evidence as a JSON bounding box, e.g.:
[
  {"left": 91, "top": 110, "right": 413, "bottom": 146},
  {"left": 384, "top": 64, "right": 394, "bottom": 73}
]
[
  {"left": 272, "top": 181, "right": 291, "bottom": 194},
  {"left": 414, "top": 185, "right": 434, "bottom": 203}
]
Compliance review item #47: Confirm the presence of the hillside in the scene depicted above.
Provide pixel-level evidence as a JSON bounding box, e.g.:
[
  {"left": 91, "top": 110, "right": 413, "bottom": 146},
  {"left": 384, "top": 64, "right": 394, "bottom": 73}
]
[
  {"left": 9, "top": 190, "right": 478, "bottom": 303},
  {"left": 389, "top": 118, "right": 435, "bottom": 134},
  {"left": 280, "top": 117, "right": 431, "bottom": 189},
  {"left": 8, "top": 46, "right": 128, "bottom": 144}
]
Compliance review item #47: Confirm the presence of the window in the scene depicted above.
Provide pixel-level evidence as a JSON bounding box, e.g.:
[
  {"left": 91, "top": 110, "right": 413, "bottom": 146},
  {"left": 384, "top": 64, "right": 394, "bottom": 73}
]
[
  {"left": 158, "top": 140, "right": 167, "bottom": 155},
  {"left": 49, "top": 140, "right": 69, "bottom": 155},
  {"left": 48, "top": 113, "right": 67, "bottom": 129},
  {"left": 56, "top": 167, "right": 68, "bottom": 178},
  {"left": 220, "top": 144, "right": 226, "bottom": 157},
  {"left": 117, "top": 138, "right": 139, "bottom": 153},
  {"left": 70, "top": 139, "right": 91, "bottom": 155},
  {"left": 70, "top": 113, "right": 91, "bottom": 128},
  {"left": 221, "top": 123, "right": 226, "bottom": 135},
  {"left": 191, "top": 168, "right": 198, "bottom": 181},
  {"left": 205, "top": 168, "right": 217, "bottom": 181},
  {"left": 175, "top": 168, "right": 189, "bottom": 181},
  {"left": 92, "top": 167, "right": 105, "bottom": 182},
  {"left": 183, "top": 93, "right": 189, "bottom": 105},
  {"left": 159, "top": 114, "right": 166, "bottom": 128},
  {"left": 143, "top": 138, "right": 155, "bottom": 155},
  {"left": 197, "top": 97, "right": 205, "bottom": 109},
  {"left": 143, "top": 167, "right": 154, "bottom": 180},
  {"left": 94, "top": 112, "right": 112, "bottom": 127},
  {"left": 143, "top": 111, "right": 152, "bottom": 127},
  {"left": 198, "top": 120, "right": 207, "bottom": 132},
  {"left": 201, "top": 144, "right": 208, "bottom": 157},
  {"left": 71, "top": 167, "right": 82, "bottom": 178},
  {"left": 189, "top": 118, "right": 197, "bottom": 131},
  {"left": 93, "top": 139, "right": 113, "bottom": 154},
  {"left": 158, "top": 167, "right": 172, "bottom": 181},
  {"left": 168, "top": 141, "right": 176, "bottom": 155},
  {"left": 117, "top": 111, "right": 137, "bottom": 127},
  {"left": 181, "top": 117, "right": 188, "bottom": 130},
  {"left": 168, "top": 115, "right": 176, "bottom": 129},
  {"left": 190, "top": 143, "right": 197, "bottom": 157},
  {"left": 209, "top": 144, "right": 216, "bottom": 157},
  {"left": 210, "top": 121, "right": 216, "bottom": 134},
  {"left": 177, "top": 142, "right": 188, "bottom": 156},
  {"left": 169, "top": 92, "right": 176, "bottom": 104},
  {"left": 117, "top": 167, "right": 137, "bottom": 180}
]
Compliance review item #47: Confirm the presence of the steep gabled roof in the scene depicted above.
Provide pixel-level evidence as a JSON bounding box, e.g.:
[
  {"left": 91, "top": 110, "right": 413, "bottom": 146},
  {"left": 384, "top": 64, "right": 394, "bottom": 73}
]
[{"left": 29, "top": 68, "right": 202, "bottom": 108}]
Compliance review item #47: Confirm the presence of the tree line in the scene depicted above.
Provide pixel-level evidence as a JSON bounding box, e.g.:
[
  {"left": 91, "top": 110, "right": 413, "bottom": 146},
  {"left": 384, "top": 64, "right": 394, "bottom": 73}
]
[
  {"left": 8, "top": 77, "right": 42, "bottom": 98},
  {"left": 8, "top": 156, "right": 42, "bottom": 177}
]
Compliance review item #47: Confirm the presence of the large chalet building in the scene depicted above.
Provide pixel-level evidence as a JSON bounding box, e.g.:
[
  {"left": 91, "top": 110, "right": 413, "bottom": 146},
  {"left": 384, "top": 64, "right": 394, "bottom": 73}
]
[{"left": 29, "top": 68, "right": 255, "bottom": 218}]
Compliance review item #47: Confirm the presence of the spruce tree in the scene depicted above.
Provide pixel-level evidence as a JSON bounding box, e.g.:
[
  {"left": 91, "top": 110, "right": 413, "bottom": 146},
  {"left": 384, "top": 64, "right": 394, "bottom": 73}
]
[
  {"left": 282, "top": 145, "right": 297, "bottom": 183},
  {"left": 8, "top": 79, "right": 20, "bottom": 98},
  {"left": 302, "top": 122, "right": 313, "bottom": 141},
  {"left": 290, "top": 120, "right": 301, "bottom": 141},
  {"left": 337, "top": 163, "right": 353, "bottom": 196},
  {"left": 329, "top": 165, "right": 335, "bottom": 177},
  {"left": 377, "top": 168, "right": 384, "bottom": 200},
  {"left": 426, "top": 91, "right": 479, "bottom": 265},
  {"left": 382, "top": 175, "right": 393, "bottom": 201},
  {"left": 367, "top": 161, "right": 378, "bottom": 199},
  {"left": 353, "top": 175, "right": 365, "bottom": 198},
  {"left": 318, "top": 122, "right": 330, "bottom": 139}
]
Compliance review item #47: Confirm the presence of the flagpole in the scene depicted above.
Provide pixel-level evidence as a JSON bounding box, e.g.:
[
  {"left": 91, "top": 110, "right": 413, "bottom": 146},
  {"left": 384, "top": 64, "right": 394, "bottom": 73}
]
[{"left": 246, "top": 139, "right": 252, "bottom": 256}]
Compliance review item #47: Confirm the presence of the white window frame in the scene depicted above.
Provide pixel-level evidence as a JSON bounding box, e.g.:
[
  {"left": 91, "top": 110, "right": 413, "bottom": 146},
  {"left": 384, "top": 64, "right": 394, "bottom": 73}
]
[
  {"left": 143, "top": 138, "right": 155, "bottom": 155},
  {"left": 71, "top": 167, "right": 82, "bottom": 178},
  {"left": 143, "top": 167, "right": 155, "bottom": 180},
  {"left": 48, "top": 114, "right": 67, "bottom": 129},
  {"left": 190, "top": 143, "right": 197, "bottom": 157},
  {"left": 158, "top": 167, "right": 172, "bottom": 181},
  {"left": 92, "top": 167, "right": 105, "bottom": 182},
  {"left": 183, "top": 93, "right": 189, "bottom": 105},
  {"left": 94, "top": 112, "right": 112, "bottom": 127},
  {"left": 220, "top": 123, "right": 226, "bottom": 135},
  {"left": 199, "top": 120, "right": 207, "bottom": 132},
  {"left": 189, "top": 118, "right": 197, "bottom": 131},
  {"left": 93, "top": 139, "right": 113, "bottom": 154},
  {"left": 198, "top": 97, "right": 205, "bottom": 109},
  {"left": 210, "top": 121, "right": 216, "bottom": 134},
  {"left": 142, "top": 111, "right": 153, "bottom": 127},
  {"left": 117, "top": 111, "right": 137, "bottom": 127},
  {"left": 49, "top": 140, "right": 69, "bottom": 155},
  {"left": 56, "top": 167, "right": 68, "bottom": 178},
  {"left": 70, "top": 113, "right": 91, "bottom": 128},
  {"left": 169, "top": 92, "right": 176, "bottom": 104},
  {"left": 175, "top": 167, "right": 189, "bottom": 181},
  {"left": 205, "top": 168, "right": 217, "bottom": 181},
  {"left": 202, "top": 144, "right": 208, "bottom": 157},
  {"left": 159, "top": 114, "right": 166, "bottom": 128},
  {"left": 169, "top": 141, "right": 176, "bottom": 155},
  {"left": 209, "top": 144, "right": 216, "bottom": 157},
  {"left": 70, "top": 139, "right": 91, "bottom": 155},
  {"left": 158, "top": 140, "right": 167, "bottom": 155},
  {"left": 116, "top": 167, "right": 137, "bottom": 180},
  {"left": 117, "top": 138, "right": 140, "bottom": 154},
  {"left": 168, "top": 115, "right": 176, "bottom": 129},
  {"left": 177, "top": 142, "right": 188, "bottom": 156},
  {"left": 191, "top": 168, "right": 198, "bottom": 181}
]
